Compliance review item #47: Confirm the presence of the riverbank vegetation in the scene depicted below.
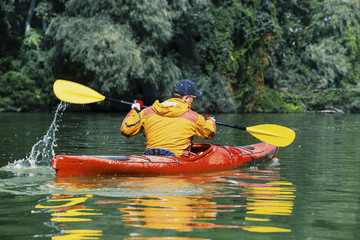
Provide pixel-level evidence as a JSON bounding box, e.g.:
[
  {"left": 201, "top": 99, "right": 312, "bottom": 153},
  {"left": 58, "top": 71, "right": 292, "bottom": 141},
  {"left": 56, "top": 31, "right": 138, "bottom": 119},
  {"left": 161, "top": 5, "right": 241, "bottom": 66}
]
[{"left": 1, "top": 0, "right": 359, "bottom": 113}]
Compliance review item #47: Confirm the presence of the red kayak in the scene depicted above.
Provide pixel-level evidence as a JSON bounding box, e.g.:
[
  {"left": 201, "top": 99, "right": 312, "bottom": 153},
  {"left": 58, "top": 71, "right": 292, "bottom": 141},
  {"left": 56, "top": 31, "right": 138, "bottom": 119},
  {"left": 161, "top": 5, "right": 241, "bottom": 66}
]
[{"left": 52, "top": 142, "right": 279, "bottom": 178}]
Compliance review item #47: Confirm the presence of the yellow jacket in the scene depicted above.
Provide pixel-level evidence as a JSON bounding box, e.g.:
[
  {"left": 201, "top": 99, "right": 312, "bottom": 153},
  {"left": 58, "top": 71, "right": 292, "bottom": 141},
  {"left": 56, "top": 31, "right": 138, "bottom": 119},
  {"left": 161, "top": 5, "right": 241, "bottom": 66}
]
[{"left": 121, "top": 98, "right": 216, "bottom": 156}]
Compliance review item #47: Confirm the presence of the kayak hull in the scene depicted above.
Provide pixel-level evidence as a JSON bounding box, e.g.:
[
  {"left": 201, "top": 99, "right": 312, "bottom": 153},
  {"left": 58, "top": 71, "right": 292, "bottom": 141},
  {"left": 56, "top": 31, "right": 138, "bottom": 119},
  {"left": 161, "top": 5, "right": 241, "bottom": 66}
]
[{"left": 52, "top": 142, "right": 279, "bottom": 178}]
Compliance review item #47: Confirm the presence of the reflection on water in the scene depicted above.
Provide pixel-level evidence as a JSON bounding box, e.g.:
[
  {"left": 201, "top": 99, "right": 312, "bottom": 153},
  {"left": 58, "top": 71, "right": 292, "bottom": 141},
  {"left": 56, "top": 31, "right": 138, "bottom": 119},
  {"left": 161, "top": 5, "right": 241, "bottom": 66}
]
[
  {"left": 52, "top": 230, "right": 103, "bottom": 240},
  {"left": 118, "top": 196, "right": 228, "bottom": 232},
  {"left": 243, "top": 181, "right": 295, "bottom": 232},
  {"left": 34, "top": 194, "right": 103, "bottom": 239},
  {"left": 34, "top": 168, "right": 295, "bottom": 239}
]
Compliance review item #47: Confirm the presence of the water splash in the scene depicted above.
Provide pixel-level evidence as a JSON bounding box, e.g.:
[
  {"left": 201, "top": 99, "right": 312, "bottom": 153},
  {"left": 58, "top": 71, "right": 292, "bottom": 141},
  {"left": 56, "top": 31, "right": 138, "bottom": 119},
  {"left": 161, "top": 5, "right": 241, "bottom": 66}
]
[{"left": 10, "top": 101, "right": 67, "bottom": 169}]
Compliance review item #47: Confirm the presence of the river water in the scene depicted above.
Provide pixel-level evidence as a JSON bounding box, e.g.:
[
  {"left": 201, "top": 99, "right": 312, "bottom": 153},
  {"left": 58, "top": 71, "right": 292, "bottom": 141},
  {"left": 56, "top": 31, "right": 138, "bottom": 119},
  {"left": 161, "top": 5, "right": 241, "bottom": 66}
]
[{"left": 0, "top": 103, "right": 359, "bottom": 239}]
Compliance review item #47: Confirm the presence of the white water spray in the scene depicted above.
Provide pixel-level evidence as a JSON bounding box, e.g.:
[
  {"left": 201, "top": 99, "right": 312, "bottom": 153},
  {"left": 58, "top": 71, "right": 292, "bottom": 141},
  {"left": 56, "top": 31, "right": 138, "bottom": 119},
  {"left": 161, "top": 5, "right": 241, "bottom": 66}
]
[{"left": 10, "top": 101, "right": 67, "bottom": 168}]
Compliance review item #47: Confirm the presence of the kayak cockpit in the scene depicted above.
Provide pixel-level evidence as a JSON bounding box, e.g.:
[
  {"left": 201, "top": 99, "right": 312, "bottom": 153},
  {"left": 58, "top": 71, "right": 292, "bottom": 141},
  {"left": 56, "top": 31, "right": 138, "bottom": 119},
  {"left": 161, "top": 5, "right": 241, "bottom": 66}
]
[
  {"left": 174, "top": 143, "right": 213, "bottom": 161},
  {"left": 190, "top": 143, "right": 212, "bottom": 154}
]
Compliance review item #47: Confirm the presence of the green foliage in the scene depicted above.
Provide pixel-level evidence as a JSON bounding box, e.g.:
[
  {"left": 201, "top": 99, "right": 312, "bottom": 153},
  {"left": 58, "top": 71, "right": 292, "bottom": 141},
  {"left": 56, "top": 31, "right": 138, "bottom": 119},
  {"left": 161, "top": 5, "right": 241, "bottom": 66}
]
[
  {"left": 1, "top": 0, "right": 360, "bottom": 113},
  {"left": 46, "top": 0, "right": 184, "bottom": 104},
  {"left": 0, "top": 71, "right": 37, "bottom": 112},
  {"left": 239, "top": 87, "right": 305, "bottom": 113},
  {"left": 276, "top": 0, "right": 360, "bottom": 90},
  {"left": 35, "top": 1, "right": 56, "bottom": 22},
  {"left": 0, "top": 28, "right": 55, "bottom": 112},
  {"left": 306, "top": 0, "right": 359, "bottom": 87},
  {"left": 304, "top": 37, "right": 348, "bottom": 88},
  {"left": 307, "top": 88, "right": 360, "bottom": 113},
  {"left": 48, "top": 17, "right": 143, "bottom": 91},
  {"left": 198, "top": 0, "right": 282, "bottom": 112}
]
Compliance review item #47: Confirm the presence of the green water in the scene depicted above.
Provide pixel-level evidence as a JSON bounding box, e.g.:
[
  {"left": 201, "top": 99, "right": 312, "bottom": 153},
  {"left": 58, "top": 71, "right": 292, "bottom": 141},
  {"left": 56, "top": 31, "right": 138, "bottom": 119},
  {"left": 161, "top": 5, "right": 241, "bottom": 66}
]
[{"left": 1, "top": 106, "right": 359, "bottom": 239}]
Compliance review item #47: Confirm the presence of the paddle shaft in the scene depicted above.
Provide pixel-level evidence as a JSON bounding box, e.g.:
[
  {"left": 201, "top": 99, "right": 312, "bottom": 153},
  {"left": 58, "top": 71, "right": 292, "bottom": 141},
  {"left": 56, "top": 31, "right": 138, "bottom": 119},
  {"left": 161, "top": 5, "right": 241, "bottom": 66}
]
[
  {"left": 215, "top": 121, "right": 246, "bottom": 130},
  {"left": 105, "top": 97, "right": 133, "bottom": 105}
]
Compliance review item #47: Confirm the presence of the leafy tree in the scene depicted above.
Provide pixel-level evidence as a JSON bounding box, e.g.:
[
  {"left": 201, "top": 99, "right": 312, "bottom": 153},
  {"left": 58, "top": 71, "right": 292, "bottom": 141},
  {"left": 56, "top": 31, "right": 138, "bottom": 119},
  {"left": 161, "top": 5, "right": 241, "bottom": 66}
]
[
  {"left": 0, "top": 0, "right": 56, "bottom": 111},
  {"left": 45, "top": 0, "right": 235, "bottom": 111},
  {"left": 304, "top": 0, "right": 360, "bottom": 88},
  {"left": 196, "top": 0, "right": 290, "bottom": 112},
  {"left": 1, "top": 0, "right": 359, "bottom": 112},
  {"left": 271, "top": 0, "right": 360, "bottom": 112},
  {"left": 47, "top": 0, "right": 178, "bottom": 104}
]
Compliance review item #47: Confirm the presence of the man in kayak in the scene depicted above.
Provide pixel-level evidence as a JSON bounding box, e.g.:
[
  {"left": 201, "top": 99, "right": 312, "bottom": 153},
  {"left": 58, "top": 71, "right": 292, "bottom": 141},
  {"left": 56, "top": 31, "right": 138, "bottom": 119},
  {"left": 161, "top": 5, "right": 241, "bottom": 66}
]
[{"left": 121, "top": 79, "right": 216, "bottom": 157}]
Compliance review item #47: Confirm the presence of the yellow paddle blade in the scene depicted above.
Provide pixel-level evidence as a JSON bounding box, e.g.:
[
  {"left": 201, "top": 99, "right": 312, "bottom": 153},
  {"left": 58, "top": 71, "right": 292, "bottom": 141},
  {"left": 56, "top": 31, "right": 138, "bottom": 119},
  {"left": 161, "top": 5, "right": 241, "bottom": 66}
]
[
  {"left": 246, "top": 124, "right": 296, "bottom": 147},
  {"left": 53, "top": 80, "right": 105, "bottom": 104}
]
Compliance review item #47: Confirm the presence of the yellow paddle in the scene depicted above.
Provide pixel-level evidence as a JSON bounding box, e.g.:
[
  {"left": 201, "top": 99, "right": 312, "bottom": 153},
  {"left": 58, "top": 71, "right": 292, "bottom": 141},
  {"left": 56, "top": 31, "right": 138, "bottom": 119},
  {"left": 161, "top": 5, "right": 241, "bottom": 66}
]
[
  {"left": 53, "top": 79, "right": 132, "bottom": 105},
  {"left": 53, "top": 79, "right": 296, "bottom": 147},
  {"left": 215, "top": 121, "right": 295, "bottom": 147}
]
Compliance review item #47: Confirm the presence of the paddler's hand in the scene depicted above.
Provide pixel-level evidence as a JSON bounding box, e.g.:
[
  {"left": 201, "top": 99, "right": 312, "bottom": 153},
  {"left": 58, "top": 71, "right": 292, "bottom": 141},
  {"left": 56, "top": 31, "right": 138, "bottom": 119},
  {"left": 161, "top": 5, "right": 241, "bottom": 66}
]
[
  {"left": 205, "top": 115, "right": 216, "bottom": 122},
  {"left": 131, "top": 100, "right": 143, "bottom": 112}
]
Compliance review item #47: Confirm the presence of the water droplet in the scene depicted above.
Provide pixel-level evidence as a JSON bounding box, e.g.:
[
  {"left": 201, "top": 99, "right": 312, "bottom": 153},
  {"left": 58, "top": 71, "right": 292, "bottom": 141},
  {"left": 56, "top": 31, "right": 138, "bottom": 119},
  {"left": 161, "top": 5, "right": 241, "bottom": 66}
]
[{"left": 10, "top": 101, "right": 68, "bottom": 168}]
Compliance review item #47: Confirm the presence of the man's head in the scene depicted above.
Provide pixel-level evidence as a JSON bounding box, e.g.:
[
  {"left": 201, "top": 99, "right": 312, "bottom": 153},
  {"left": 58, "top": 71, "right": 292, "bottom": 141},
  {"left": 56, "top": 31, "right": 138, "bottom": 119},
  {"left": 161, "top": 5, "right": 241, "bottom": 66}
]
[{"left": 172, "top": 79, "right": 203, "bottom": 99}]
